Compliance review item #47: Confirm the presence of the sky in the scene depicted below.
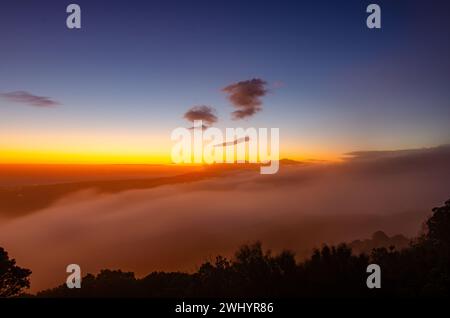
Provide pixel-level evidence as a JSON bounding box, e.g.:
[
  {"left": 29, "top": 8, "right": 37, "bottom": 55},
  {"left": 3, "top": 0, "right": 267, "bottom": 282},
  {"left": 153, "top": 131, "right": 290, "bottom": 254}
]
[{"left": 0, "top": 0, "right": 449, "bottom": 163}]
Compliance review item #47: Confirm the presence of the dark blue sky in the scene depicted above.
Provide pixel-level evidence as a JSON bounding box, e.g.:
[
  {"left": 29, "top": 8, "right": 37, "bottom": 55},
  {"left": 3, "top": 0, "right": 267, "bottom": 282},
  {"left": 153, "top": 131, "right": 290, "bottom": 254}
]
[{"left": 1, "top": 0, "right": 449, "bottom": 162}]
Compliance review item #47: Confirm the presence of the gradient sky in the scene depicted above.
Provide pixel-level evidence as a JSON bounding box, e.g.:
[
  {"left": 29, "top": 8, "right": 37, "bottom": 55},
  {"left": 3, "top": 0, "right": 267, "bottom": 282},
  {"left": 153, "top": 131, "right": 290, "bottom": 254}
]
[{"left": 1, "top": 0, "right": 449, "bottom": 163}]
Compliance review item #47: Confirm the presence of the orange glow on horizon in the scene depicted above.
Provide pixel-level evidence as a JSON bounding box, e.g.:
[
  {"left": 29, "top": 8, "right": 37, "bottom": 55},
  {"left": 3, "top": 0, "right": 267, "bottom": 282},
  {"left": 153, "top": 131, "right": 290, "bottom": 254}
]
[
  {"left": 0, "top": 147, "right": 341, "bottom": 165},
  {"left": 0, "top": 132, "right": 342, "bottom": 164},
  {"left": 0, "top": 148, "right": 171, "bottom": 164}
]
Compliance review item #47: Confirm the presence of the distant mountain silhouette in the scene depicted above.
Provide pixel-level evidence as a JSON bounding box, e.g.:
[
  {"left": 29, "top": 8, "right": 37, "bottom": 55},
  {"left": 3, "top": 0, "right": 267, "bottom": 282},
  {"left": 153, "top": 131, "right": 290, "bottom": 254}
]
[
  {"left": 348, "top": 231, "right": 410, "bottom": 255},
  {"left": 278, "top": 158, "right": 306, "bottom": 165}
]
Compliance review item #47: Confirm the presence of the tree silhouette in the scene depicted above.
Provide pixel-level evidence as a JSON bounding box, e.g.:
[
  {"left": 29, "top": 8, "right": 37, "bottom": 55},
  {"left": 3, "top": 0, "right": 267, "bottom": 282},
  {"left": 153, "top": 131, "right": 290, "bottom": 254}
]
[
  {"left": 370, "top": 199, "right": 450, "bottom": 296},
  {"left": 35, "top": 198, "right": 450, "bottom": 298},
  {"left": 299, "top": 244, "right": 369, "bottom": 297},
  {"left": 0, "top": 247, "right": 32, "bottom": 297},
  {"left": 427, "top": 199, "right": 450, "bottom": 249}
]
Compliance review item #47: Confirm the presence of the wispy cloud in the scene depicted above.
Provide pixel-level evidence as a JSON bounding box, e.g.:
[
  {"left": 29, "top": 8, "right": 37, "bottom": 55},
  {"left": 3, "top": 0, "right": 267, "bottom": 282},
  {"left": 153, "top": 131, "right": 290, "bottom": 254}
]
[
  {"left": 0, "top": 91, "right": 60, "bottom": 107},
  {"left": 222, "top": 78, "right": 268, "bottom": 120},
  {"left": 214, "top": 136, "right": 250, "bottom": 147}
]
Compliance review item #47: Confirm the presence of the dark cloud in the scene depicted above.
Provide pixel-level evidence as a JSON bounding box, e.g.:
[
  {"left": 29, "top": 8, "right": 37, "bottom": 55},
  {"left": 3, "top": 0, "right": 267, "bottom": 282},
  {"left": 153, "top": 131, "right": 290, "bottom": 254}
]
[
  {"left": 183, "top": 105, "right": 218, "bottom": 126},
  {"left": 344, "top": 148, "right": 437, "bottom": 160},
  {"left": 222, "top": 78, "right": 268, "bottom": 120},
  {"left": 0, "top": 91, "right": 60, "bottom": 107},
  {"left": 215, "top": 136, "right": 250, "bottom": 147},
  {"left": 188, "top": 124, "right": 209, "bottom": 131}
]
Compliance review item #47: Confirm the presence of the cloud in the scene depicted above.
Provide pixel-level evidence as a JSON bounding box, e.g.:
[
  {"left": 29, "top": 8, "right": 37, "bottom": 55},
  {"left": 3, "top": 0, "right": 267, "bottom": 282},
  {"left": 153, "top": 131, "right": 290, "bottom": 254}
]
[
  {"left": 342, "top": 145, "right": 450, "bottom": 175},
  {"left": 215, "top": 136, "right": 250, "bottom": 147},
  {"left": 188, "top": 124, "right": 209, "bottom": 131},
  {"left": 222, "top": 78, "right": 268, "bottom": 120},
  {"left": 183, "top": 105, "right": 218, "bottom": 126},
  {"left": 0, "top": 91, "right": 60, "bottom": 107},
  {"left": 345, "top": 145, "right": 450, "bottom": 161}
]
